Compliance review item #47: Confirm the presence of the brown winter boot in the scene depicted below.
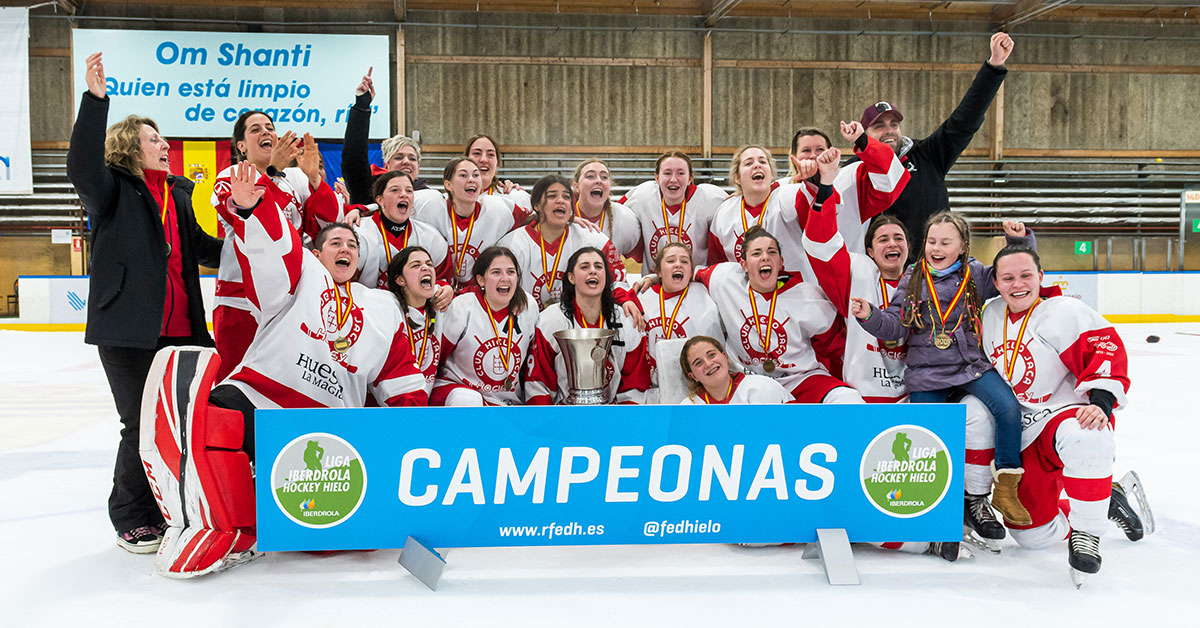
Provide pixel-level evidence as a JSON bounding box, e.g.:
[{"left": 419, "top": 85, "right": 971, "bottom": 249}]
[{"left": 991, "top": 466, "right": 1033, "bottom": 526}]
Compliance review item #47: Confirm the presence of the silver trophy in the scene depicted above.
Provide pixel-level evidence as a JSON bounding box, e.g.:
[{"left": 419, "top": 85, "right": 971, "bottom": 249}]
[{"left": 553, "top": 328, "right": 617, "bottom": 405}]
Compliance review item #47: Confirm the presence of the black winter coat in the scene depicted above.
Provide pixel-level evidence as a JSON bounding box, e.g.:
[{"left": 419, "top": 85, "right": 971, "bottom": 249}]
[{"left": 67, "top": 92, "right": 223, "bottom": 349}]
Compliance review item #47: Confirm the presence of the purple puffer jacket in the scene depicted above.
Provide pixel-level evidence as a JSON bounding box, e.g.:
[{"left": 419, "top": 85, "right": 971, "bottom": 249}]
[{"left": 857, "top": 230, "right": 1035, "bottom": 391}]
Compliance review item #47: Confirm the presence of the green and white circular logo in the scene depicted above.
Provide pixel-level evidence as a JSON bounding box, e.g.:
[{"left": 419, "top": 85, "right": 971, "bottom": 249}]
[
  {"left": 860, "top": 425, "right": 952, "bottom": 518},
  {"left": 270, "top": 432, "right": 367, "bottom": 528}
]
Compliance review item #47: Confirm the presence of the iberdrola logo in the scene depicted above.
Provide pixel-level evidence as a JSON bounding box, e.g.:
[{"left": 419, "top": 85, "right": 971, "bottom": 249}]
[
  {"left": 270, "top": 433, "right": 367, "bottom": 528},
  {"left": 860, "top": 425, "right": 952, "bottom": 518}
]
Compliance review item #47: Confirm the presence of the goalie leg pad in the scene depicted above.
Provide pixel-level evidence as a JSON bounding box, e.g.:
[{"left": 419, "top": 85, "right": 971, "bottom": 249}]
[{"left": 139, "top": 347, "right": 257, "bottom": 578}]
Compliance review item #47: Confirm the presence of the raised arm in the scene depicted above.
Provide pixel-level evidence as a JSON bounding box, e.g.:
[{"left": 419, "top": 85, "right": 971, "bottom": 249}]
[
  {"left": 66, "top": 53, "right": 118, "bottom": 221},
  {"left": 341, "top": 68, "right": 376, "bottom": 206},
  {"left": 922, "top": 33, "right": 1012, "bottom": 175},
  {"left": 844, "top": 121, "right": 909, "bottom": 222}
]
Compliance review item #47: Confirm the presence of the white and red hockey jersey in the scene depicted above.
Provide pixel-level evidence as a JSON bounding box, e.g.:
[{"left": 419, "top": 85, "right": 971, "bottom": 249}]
[
  {"left": 620, "top": 181, "right": 728, "bottom": 273},
  {"left": 802, "top": 200, "right": 908, "bottom": 402},
  {"left": 433, "top": 291, "right": 539, "bottom": 406},
  {"left": 639, "top": 283, "right": 726, "bottom": 387},
  {"left": 211, "top": 165, "right": 342, "bottom": 314},
  {"left": 401, "top": 303, "right": 442, "bottom": 393},
  {"left": 678, "top": 372, "right": 792, "bottom": 405},
  {"left": 578, "top": 200, "right": 643, "bottom": 261},
  {"left": 981, "top": 292, "right": 1130, "bottom": 449},
  {"left": 354, "top": 213, "right": 450, "bottom": 290},
  {"left": 485, "top": 186, "right": 533, "bottom": 222},
  {"left": 696, "top": 262, "right": 843, "bottom": 396},
  {"left": 496, "top": 223, "right": 626, "bottom": 310},
  {"left": 419, "top": 196, "right": 521, "bottom": 289},
  {"left": 524, "top": 303, "right": 652, "bottom": 405},
  {"left": 771, "top": 136, "right": 909, "bottom": 263},
  {"left": 214, "top": 199, "right": 427, "bottom": 409}
]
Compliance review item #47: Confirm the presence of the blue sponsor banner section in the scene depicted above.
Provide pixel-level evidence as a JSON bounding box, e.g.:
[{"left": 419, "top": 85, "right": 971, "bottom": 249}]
[{"left": 255, "top": 404, "right": 964, "bottom": 552}]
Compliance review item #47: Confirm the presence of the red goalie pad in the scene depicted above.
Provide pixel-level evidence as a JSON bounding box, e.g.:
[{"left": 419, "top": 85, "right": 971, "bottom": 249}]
[{"left": 139, "top": 347, "right": 257, "bottom": 578}]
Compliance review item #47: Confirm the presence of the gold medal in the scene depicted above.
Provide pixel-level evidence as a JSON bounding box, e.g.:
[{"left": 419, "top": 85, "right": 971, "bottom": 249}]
[
  {"left": 763, "top": 359, "right": 776, "bottom": 373},
  {"left": 504, "top": 376, "right": 515, "bottom": 392},
  {"left": 334, "top": 336, "right": 350, "bottom": 353},
  {"left": 933, "top": 332, "right": 952, "bottom": 350}
]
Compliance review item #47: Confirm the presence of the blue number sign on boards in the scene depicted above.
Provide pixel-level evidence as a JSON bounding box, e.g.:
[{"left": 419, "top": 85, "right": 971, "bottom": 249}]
[{"left": 255, "top": 404, "right": 965, "bottom": 551}]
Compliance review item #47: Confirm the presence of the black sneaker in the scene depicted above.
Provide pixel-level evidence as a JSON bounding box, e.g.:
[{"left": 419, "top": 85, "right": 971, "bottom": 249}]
[{"left": 118, "top": 525, "right": 162, "bottom": 554}]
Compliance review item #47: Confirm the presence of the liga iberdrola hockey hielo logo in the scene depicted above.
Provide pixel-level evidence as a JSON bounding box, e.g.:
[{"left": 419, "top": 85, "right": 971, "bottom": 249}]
[
  {"left": 270, "top": 432, "right": 367, "bottom": 528},
  {"left": 860, "top": 425, "right": 952, "bottom": 518}
]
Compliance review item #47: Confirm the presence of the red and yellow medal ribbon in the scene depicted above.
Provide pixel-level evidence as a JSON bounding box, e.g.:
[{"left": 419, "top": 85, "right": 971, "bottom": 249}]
[
  {"left": 448, "top": 198, "right": 477, "bottom": 279},
  {"left": 922, "top": 260, "right": 971, "bottom": 334},
  {"left": 334, "top": 282, "right": 354, "bottom": 331},
  {"left": 748, "top": 284, "right": 779, "bottom": 358},
  {"left": 539, "top": 228, "right": 564, "bottom": 299},
  {"left": 378, "top": 217, "right": 411, "bottom": 265},
  {"left": 577, "top": 303, "right": 604, "bottom": 329},
  {"left": 658, "top": 285, "right": 689, "bottom": 340},
  {"left": 484, "top": 300, "right": 514, "bottom": 376},
  {"left": 659, "top": 194, "right": 688, "bottom": 245},
  {"left": 739, "top": 188, "right": 773, "bottom": 235},
  {"left": 406, "top": 306, "right": 431, "bottom": 368},
  {"left": 702, "top": 376, "right": 735, "bottom": 405},
  {"left": 574, "top": 201, "right": 604, "bottom": 233},
  {"left": 1003, "top": 299, "right": 1040, "bottom": 382},
  {"left": 878, "top": 276, "right": 892, "bottom": 309}
]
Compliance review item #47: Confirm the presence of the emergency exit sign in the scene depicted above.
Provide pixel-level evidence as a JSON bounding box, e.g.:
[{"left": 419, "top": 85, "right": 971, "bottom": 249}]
[{"left": 1074, "top": 241, "right": 1092, "bottom": 255}]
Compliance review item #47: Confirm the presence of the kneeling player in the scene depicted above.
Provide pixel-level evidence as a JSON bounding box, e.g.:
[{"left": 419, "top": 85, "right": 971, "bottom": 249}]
[
  {"left": 139, "top": 161, "right": 427, "bottom": 578},
  {"left": 982, "top": 245, "right": 1150, "bottom": 586}
]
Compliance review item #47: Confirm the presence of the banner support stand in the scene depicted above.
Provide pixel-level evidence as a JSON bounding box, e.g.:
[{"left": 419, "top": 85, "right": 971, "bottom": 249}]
[
  {"left": 801, "top": 528, "right": 860, "bottom": 586},
  {"left": 398, "top": 536, "right": 446, "bottom": 591}
]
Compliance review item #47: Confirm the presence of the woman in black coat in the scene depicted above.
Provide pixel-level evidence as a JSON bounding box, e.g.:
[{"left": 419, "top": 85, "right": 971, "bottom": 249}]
[{"left": 66, "top": 52, "right": 222, "bottom": 553}]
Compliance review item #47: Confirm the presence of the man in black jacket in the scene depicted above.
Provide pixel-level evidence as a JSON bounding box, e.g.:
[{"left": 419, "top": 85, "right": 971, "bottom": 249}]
[
  {"left": 859, "top": 32, "right": 1014, "bottom": 260},
  {"left": 67, "top": 52, "right": 222, "bottom": 553}
]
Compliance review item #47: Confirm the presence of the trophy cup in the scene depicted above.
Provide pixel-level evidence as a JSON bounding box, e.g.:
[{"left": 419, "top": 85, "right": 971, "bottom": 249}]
[{"left": 553, "top": 328, "right": 617, "bottom": 405}]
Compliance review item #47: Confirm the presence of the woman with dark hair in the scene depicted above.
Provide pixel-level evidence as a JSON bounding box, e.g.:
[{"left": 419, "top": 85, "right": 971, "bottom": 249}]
[
  {"left": 355, "top": 171, "right": 452, "bottom": 306},
  {"left": 677, "top": 336, "right": 790, "bottom": 405},
  {"left": 525, "top": 247, "right": 652, "bottom": 405},
  {"left": 432, "top": 246, "right": 539, "bottom": 406},
  {"left": 619, "top": 151, "right": 727, "bottom": 274},
  {"left": 209, "top": 108, "right": 342, "bottom": 380},
  {"left": 386, "top": 246, "right": 444, "bottom": 392},
  {"left": 465, "top": 134, "right": 532, "bottom": 218},
  {"left": 497, "top": 175, "right": 626, "bottom": 310},
  {"left": 416, "top": 157, "right": 522, "bottom": 290},
  {"left": 981, "top": 245, "right": 1146, "bottom": 583},
  {"left": 67, "top": 52, "right": 223, "bottom": 553},
  {"left": 697, "top": 226, "right": 861, "bottom": 404}
]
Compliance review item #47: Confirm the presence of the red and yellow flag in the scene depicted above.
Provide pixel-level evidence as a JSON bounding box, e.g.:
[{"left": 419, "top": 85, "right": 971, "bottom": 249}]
[{"left": 168, "top": 140, "right": 232, "bottom": 238}]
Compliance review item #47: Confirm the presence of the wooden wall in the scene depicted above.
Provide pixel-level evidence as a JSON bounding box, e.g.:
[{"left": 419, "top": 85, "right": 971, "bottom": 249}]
[{"left": 29, "top": 8, "right": 1200, "bottom": 154}]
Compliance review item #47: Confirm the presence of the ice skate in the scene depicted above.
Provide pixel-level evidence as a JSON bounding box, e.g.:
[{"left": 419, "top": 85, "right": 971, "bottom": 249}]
[
  {"left": 1112, "top": 470, "right": 1155, "bottom": 537},
  {"left": 1068, "top": 530, "right": 1101, "bottom": 589},
  {"left": 928, "top": 541, "right": 973, "bottom": 562},
  {"left": 963, "top": 493, "right": 1004, "bottom": 553}
]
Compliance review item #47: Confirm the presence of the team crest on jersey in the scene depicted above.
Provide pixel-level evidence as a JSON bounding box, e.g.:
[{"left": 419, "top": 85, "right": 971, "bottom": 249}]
[
  {"left": 732, "top": 233, "right": 747, "bottom": 263},
  {"left": 988, "top": 341, "right": 1050, "bottom": 404},
  {"left": 472, "top": 335, "right": 523, "bottom": 389},
  {"left": 532, "top": 270, "right": 563, "bottom": 306},
  {"left": 737, "top": 314, "right": 791, "bottom": 370},
  {"left": 647, "top": 225, "right": 693, "bottom": 261},
  {"left": 298, "top": 287, "right": 365, "bottom": 372}
]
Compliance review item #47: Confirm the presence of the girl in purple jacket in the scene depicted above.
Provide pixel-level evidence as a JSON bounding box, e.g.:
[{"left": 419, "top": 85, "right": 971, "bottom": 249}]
[{"left": 852, "top": 211, "right": 1034, "bottom": 528}]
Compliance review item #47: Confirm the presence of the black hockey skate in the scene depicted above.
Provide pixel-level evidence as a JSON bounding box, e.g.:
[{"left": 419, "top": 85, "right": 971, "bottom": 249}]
[
  {"left": 1068, "top": 530, "right": 1102, "bottom": 588},
  {"left": 1110, "top": 470, "right": 1155, "bottom": 539},
  {"left": 963, "top": 493, "right": 1004, "bottom": 554},
  {"left": 928, "top": 541, "right": 972, "bottom": 562}
]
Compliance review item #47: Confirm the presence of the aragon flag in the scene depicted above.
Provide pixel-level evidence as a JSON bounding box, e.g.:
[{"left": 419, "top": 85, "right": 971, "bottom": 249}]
[{"left": 168, "top": 140, "right": 232, "bottom": 239}]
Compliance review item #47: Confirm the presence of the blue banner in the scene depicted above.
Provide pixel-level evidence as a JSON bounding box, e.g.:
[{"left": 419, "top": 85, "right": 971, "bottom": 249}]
[{"left": 255, "top": 404, "right": 965, "bottom": 551}]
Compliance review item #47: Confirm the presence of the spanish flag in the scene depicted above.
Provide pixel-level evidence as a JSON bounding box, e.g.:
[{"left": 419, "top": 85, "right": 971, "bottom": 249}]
[{"left": 168, "top": 140, "right": 232, "bottom": 238}]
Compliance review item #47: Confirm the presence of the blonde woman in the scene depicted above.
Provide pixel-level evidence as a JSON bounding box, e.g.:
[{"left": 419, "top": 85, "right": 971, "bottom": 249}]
[{"left": 67, "top": 52, "right": 223, "bottom": 553}]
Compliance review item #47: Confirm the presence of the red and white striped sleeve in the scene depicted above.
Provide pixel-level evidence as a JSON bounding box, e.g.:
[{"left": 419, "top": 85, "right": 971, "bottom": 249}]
[
  {"left": 1043, "top": 300, "right": 1131, "bottom": 409},
  {"left": 372, "top": 325, "right": 429, "bottom": 406},
  {"left": 214, "top": 186, "right": 303, "bottom": 321},
  {"left": 523, "top": 325, "right": 559, "bottom": 405},
  {"left": 853, "top": 135, "right": 910, "bottom": 222},
  {"left": 802, "top": 188, "right": 854, "bottom": 319}
]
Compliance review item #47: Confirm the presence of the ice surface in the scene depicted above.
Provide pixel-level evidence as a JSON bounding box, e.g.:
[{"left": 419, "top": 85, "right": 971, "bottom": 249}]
[{"left": 2, "top": 326, "right": 1196, "bottom": 626}]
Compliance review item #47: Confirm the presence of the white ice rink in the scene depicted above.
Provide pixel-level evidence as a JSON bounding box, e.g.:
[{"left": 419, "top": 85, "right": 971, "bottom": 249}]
[{"left": 2, "top": 326, "right": 1196, "bottom": 626}]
